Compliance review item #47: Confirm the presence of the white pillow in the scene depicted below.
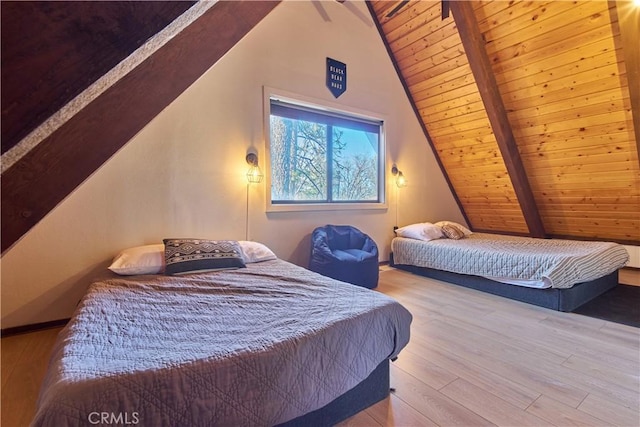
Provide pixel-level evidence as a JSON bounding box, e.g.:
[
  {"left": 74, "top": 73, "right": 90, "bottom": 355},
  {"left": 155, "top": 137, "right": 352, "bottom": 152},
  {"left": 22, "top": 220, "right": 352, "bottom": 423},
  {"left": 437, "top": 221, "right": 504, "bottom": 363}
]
[
  {"left": 396, "top": 223, "right": 443, "bottom": 241},
  {"left": 435, "top": 221, "right": 472, "bottom": 236},
  {"left": 423, "top": 222, "right": 445, "bottom": 240},
  {"left": 108, "top": 244, "right": 165, "bottom": 275},
  {"left": 239, "top": 241, "right": 277, "bottom": 263}
]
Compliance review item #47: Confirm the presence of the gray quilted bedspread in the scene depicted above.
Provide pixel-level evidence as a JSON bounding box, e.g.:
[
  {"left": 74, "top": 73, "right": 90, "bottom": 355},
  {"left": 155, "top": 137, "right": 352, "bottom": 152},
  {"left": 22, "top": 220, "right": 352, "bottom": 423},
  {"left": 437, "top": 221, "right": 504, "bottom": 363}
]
[
  {"left": 32, "top": 260, "right": 411, "bottom": 427},
  {"left": 392, "top": 233, "right": 629, "bottom": 289}
]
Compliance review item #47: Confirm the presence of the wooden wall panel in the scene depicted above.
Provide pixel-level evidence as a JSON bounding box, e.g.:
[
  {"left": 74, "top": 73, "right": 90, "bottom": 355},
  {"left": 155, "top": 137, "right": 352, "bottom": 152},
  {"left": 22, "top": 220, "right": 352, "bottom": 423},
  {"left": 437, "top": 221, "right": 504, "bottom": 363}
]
[
  {"left": 478, "top": 0, "right": 639, "bottom": 243},
  {"left": 615, "top": 0, "right": 640, "bottom": 156},
  {"left": 370, "top": 0, "right": 638, "bottom": 243},
  {"left": 379, "top": 2, "right": 441, "bottom": 40},
  {"left": 476, "top": 1, "right": 596, "bottom": 44},
  {"left": 370, "top": 0, "right": 530, "bottom": 235}
]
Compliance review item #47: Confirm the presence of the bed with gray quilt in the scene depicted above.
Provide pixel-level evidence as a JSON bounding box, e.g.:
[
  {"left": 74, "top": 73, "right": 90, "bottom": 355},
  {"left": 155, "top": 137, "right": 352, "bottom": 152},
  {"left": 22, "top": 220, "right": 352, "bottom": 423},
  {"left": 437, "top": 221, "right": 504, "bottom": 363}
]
[
  {"left": 391, "top": 232, "right": 629, "bottom": 311},
  {"left": 32, "top": 259, "right": 412, "bottom": 427}
]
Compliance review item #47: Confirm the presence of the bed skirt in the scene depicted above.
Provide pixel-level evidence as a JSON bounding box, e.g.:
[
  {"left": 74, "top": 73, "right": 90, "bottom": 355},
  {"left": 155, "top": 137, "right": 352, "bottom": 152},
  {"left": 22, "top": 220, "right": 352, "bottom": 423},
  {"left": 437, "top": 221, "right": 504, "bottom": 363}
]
[
  {"left": 276, "top": 359, "right": 389, "bottom": 426},
  {"left": 390, "top": 253, "right": 618, "bottom": 312}
]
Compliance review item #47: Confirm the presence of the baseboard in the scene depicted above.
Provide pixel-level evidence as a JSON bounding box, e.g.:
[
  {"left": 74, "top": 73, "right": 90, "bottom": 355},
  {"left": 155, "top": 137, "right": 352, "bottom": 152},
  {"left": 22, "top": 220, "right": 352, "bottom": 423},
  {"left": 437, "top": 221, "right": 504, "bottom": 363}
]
[
  {"left": 1, "top": 318, "right": 69, "bottom": 337},
  {"left": 620, "top": 267, "right": 640, "bottom": 287}
]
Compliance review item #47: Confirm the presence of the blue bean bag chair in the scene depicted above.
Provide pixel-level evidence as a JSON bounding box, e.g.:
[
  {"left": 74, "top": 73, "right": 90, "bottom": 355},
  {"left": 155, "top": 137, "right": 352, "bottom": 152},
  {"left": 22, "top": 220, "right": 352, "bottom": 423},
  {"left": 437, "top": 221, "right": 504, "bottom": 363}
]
[{"left": 309, "top": 225, "right": 379, "bottom": 289}]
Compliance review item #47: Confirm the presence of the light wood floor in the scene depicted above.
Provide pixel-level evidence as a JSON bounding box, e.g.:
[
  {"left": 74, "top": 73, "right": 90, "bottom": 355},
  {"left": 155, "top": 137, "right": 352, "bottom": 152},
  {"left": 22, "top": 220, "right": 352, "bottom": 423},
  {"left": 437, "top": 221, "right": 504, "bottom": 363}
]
[
  {"left": 2, "top": 268, "right": 639, "bottom": 426},
  {"left": 2, "top": 326, "right": 61, "bottom": 426},
  {"left": 338, "top": 267, "right": 640, "bottom": 426}
]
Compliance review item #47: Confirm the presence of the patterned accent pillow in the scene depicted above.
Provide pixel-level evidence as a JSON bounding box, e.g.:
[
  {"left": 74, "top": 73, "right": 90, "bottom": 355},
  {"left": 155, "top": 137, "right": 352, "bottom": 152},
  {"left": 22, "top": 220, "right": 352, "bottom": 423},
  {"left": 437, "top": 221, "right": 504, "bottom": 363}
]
[
  {"left": 441, "top": 224, "right": 466, "bottom": 240},
  {"left": 435, "top": 221, "right": 472, "bottom": 236},
  {"left": 163, "top": 239, "right": 246, "bottom": 275}
]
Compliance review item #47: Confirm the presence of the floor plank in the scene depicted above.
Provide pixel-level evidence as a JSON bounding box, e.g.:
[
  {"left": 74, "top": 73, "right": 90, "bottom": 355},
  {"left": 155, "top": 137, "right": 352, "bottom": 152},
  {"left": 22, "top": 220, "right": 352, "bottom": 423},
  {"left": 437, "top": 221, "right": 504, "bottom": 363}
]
[
  {"left": 561, "top": 354, "right": 639, "bottom": 393},
  {"left": 439, "top": 378, "right": 553, "bottom": 427},
  {"left": 1, "top": 334, "right": 28, "bottom": 390},
  {"left": 1, "top": 327, "right": 61, "bottom": 427},
  {"left": 390, "top": 365, "right": 495, "bottom": 426},
  {"left": 401, "top": 340, "right": 541, "bottom": 410},
  {"left": 390, "top": 346, "right": 458, "bottom": 390},
  {"left": 364, "top": 394, "right": 439, "bottom": 427},
  {"left": 577, "top": 393, "right": 640, "bottom": 427},
  {"left": 526, "top": 395, "right": 611, "bottom": 427},
  {"left": 334, "top": 408, "right": 382, "bottom": 427}
]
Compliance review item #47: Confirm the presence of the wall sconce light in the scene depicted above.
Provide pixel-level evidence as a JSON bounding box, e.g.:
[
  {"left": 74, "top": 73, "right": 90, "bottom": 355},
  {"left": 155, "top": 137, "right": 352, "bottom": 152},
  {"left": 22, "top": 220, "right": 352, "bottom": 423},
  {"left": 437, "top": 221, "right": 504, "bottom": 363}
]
[
  {"left": 245, "top": 151, "right": 263, "bottom": 241},
  {"left": 391, "top": 164, "right": 407, "bottom": 230},
  {"left": 246, "top": 152, "right": 264, "bottom": 184},
  {"left": 391, "top": 164, "right": 407, "bottom": 188}
]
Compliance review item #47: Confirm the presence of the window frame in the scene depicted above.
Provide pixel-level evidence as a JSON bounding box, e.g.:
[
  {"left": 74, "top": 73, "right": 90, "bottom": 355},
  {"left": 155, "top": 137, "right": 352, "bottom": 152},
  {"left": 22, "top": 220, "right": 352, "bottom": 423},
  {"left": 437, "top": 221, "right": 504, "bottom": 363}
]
[{"left": 264, "top": 87, "right": 387, "bottom": 213}]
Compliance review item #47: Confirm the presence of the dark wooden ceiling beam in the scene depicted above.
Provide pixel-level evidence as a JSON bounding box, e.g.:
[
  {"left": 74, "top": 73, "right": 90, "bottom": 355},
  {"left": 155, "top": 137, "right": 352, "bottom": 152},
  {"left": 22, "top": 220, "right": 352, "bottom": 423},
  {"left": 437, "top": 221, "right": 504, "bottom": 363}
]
[
  {"left": 0, "top": 1, "right": 195, "bottom": 155},
  {"left": 614, "top": 0, "right": 640, "bottom": 161},
  {"left": 1, "top": 1, "right": 280, "bottom": 254},
  {"left": 441, "top": 0, "right": 450, "bottom": 20},
  {"left": 449, "top": 0, "right": 546, "bottom": 238},
  {"left": 386, "top": 0, "right": 409, "bottom": 18}
]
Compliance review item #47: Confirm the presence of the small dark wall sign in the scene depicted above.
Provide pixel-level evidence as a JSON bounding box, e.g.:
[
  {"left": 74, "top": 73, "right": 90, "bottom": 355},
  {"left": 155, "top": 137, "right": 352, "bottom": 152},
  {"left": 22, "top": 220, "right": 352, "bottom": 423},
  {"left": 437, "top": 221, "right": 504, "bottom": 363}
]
[{"left": 326, "top": 57, "right": 346, "bottom": 98}]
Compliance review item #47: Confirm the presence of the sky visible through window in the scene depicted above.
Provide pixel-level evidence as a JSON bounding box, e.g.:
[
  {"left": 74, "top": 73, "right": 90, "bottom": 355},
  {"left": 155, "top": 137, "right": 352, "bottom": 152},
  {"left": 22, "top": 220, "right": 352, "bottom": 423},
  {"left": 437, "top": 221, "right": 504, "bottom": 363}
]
[{"left": 338, "top": 127, "right": 378, "bottom": 159}]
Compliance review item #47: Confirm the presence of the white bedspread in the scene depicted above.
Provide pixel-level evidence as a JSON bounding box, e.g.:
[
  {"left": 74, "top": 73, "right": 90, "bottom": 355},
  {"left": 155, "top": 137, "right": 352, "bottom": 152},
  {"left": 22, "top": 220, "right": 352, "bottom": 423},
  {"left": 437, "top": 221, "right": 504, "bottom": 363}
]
[
  {"left": 32, "top": 260, "right": 411, "bottom": 427},
  {"left": 392, "top": 233, "right": 629, "bottom": 289}
]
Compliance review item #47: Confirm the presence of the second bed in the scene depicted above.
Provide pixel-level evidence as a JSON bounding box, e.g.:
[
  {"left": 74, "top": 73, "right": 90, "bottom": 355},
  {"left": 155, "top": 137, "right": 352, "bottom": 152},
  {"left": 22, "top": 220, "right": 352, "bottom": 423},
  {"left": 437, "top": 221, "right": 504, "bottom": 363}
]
[{"left": 391, "top": 232, "right": 629, "bottom": 311}]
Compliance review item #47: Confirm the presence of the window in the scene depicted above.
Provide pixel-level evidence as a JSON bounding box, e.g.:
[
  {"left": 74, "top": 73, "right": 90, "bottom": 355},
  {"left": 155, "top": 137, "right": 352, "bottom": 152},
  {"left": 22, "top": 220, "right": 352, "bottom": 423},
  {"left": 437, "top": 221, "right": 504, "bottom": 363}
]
[{"left": 267, "top": 95, "right": 384, "bottom": 209}]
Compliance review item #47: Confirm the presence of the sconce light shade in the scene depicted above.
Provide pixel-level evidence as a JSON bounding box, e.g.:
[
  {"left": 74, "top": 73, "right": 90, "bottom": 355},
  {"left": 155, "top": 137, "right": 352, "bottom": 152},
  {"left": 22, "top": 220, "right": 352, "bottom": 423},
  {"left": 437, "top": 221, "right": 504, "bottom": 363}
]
[
  {"left": 391, "top": 164, "right": 407, "bottom": 188},
  {"left": 396, "top": 171, "right": 407, "bottom": 188},
  {"left": 247, "top": 165, "right": 264, "bottom": 183},
  {"left": 246, "top": 152, "right": 264, "bottom": 183}
]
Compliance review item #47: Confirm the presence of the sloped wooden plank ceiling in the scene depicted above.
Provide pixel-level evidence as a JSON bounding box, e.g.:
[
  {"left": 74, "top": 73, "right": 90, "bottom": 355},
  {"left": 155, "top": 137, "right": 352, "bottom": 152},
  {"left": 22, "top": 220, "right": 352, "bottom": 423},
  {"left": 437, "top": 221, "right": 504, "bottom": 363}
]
[{"left": 368, "top": 0, "right": 639, "bottom": 244}]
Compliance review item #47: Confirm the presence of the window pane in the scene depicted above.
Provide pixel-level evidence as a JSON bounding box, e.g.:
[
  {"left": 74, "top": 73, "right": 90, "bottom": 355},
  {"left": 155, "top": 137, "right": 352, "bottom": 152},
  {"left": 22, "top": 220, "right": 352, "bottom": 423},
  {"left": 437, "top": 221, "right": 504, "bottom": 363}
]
[
  {"left": 269, "top": 97, "right": 382, "bottom": 206},
  {"left": 331, "top": 127, "right": 379, "bottom": 201},
  {"left": 270, "top": 116, "right": 327, "bottom": 202}
]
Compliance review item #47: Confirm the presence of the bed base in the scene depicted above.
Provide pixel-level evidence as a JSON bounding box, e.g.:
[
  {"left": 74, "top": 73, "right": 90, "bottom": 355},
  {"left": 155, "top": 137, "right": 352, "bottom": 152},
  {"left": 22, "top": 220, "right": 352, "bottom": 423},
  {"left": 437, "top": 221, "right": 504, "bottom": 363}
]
[
  {"left": 390, "top": 253, "right": 618, "bottom": 312},
  {"left": 276, "top": 359, "right": 389, "bottom": 427}
]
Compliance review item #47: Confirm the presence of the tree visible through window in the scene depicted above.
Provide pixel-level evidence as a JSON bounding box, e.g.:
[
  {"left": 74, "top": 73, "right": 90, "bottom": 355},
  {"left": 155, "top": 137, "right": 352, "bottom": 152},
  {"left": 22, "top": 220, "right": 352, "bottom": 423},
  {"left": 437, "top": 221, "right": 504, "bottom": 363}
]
[{"left": 269, "top": 99, "right": 382, "bottom": 204}]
